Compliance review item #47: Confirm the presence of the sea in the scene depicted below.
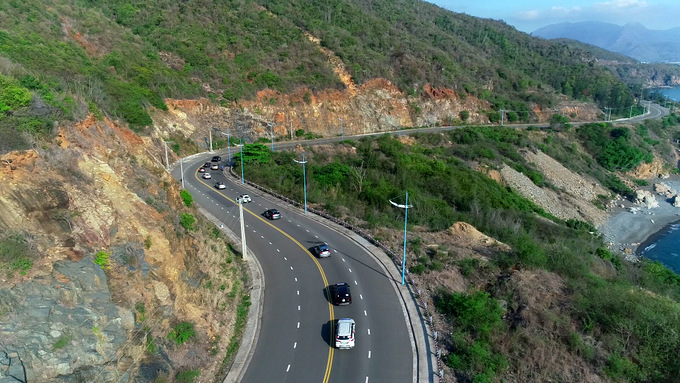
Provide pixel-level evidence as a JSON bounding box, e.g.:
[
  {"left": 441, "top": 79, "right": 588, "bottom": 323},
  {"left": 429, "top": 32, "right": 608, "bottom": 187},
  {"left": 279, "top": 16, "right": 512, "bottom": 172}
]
[
  {"left": 637, "top": 87, "right": 680, "bottom": 274},
  {"left": 639, "top": 223, "right": 680, "bottom": 275},
  {"left": 656, "top": 86, "right": 680, "bottom": 102}
]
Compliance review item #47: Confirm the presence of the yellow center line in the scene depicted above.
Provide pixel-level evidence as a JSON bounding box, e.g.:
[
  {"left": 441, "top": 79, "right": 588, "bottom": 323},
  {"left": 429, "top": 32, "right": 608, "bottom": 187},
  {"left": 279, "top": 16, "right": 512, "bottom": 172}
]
[{"left": 194, "top": 170, "right": 335, "bottom": 382}]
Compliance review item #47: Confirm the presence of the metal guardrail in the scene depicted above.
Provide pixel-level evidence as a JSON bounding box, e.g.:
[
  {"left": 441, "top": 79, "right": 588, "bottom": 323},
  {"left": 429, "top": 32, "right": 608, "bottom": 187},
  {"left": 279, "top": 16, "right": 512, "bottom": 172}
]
[{"left": 228, "top": 166, "right": 447, "bottom": 381}]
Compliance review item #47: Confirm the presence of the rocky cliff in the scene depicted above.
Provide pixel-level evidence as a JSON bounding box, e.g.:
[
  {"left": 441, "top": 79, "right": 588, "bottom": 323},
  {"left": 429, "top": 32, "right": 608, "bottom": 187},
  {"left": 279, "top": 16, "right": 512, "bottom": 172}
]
[{"left": 0, "top": 117, "right": 244, "bottom": 382}]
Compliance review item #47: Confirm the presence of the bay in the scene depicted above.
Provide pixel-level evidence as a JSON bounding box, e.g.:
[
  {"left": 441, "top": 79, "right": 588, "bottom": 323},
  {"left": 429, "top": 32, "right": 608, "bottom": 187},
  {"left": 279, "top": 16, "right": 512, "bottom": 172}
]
[
  {"left": 639, "top": 222, "right": 680, "bottom": 275},
  {"left": 656, "top": 86, "right": 680, "bottom": 102}
]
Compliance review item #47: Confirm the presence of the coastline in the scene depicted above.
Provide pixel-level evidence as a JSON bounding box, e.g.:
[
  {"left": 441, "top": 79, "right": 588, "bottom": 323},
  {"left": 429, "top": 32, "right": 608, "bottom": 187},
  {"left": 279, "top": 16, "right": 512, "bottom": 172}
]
[{"left": 598, "top": 177, "right": 680, "bottom": 258}]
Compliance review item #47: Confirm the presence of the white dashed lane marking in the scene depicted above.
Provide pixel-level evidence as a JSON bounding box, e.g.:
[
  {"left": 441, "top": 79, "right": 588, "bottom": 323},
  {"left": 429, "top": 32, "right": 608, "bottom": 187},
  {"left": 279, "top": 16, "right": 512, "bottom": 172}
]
[
  {"left": 298, "top": 305, "right": 300, "bottom": 311},
  {"left": 295, "top": 277, "right": 298, "bottom": 282},
  {"left": 286, "top": 365, "right": 290, "bottom": 372},
  {"left": 368, "top": 351, "right": 371, "bottom": 358},
  {"left": 297, "top": 290, "right": 299, "bottom": 295},
  {"left": 367, "top": 328, "right": 370, "bottom": 335},
  {"left": 284, "top": 257, "right": 288, "bottom": 261},
  {"left": 297, "top": 322, "right": 300, "bottom": 328},
  {"left": 294, "top": 342, "right": 297, "bottom": 349},
  {"left": 364, "top": 310, "right": 367, "bottom": 316},
  {"left": 354, "top": 280, "right": 358, "bottom": 285},
  {"left": 360, "top": 294, "right": 363, "bottom": 300}
]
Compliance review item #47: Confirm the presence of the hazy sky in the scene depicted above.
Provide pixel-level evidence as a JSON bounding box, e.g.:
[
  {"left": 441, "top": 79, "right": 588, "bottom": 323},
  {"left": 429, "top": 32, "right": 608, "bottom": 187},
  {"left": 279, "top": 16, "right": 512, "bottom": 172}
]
[{"left": 428, "top": 0, "right": 680, "bottom": 33}]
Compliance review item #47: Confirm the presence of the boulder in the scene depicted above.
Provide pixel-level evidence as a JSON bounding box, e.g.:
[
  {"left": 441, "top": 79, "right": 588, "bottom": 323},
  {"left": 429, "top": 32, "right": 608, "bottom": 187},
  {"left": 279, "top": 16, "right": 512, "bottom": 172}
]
[
  {"left": 673, "top": 195, "right": 680, "bottom": 207},
  {"left": 634, "top": 190, "right": 659, "bottom": 208},
  {"left": 653, "top": 182, "right": 675, "bottom": 197}
]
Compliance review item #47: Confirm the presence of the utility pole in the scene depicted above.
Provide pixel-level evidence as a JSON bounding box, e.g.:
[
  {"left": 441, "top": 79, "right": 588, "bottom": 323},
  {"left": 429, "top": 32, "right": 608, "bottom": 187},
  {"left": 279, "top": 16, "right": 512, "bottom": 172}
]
[
  {"left": 209, "top": 129, "right": 213, "bottom": 153},
  {"left": 163, "top": 141, "right": 170, "bottom": 171},
  {"left": 269, "top": 123, "right": 274, "bottom": 151},
  {"left": 294, "top": 153, "right": 308, "bottom": 214},
  {"left": 450, "top": 114, "right": 453, "bottom": 130},
  {"left": 500, "top": 109, "right": 504, "bottom": 126},
  {"left": 180, "top": 157, "right": 184, "bottom": 189},
  {"left": 339, "top": 118, "right": 344, "bottom": 141},
  {"left": 390, "top": 192, "right": 413, "bottom": 285},
  {"left": 239, "top": 200, "right": 247, "bottom": 259},
  {"left": 239, "top": 138, "right": 245, "bottom": 184}
]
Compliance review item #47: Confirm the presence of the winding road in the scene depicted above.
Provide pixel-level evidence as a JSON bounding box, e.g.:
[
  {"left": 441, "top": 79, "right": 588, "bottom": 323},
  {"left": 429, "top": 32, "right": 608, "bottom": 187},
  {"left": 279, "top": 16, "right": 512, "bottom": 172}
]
[
  {"left": 173, "top": 158, "right": 423, "bottom": 383},
  {"left": 170, "top": 102, "right": 668, "bottom": 383}
]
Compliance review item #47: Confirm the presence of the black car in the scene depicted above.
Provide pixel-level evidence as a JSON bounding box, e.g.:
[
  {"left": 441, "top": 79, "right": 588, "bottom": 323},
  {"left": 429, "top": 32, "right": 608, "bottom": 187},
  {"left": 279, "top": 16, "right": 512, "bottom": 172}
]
[
  {"left": 202, "top": 162, "right": 211, "bottom": 168},
  {"left": 211, "top": 156, "right": 221, "bottom": 162},
  {"left": 263, "top": 209, "right": 281, "bottom": 220},
  {"left": 331, "top": 283, "right": 352, "bottom": 305}
]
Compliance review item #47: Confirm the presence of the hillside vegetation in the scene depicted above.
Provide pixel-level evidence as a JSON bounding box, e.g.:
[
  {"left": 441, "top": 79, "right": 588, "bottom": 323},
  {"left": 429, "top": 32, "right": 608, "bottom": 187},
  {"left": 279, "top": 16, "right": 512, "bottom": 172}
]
[
  {"left": 0, "top": 0, "right": 643, "bottom": 152},
  {"left": 239, "top": 116, "right": 680, "bottom": 383}
]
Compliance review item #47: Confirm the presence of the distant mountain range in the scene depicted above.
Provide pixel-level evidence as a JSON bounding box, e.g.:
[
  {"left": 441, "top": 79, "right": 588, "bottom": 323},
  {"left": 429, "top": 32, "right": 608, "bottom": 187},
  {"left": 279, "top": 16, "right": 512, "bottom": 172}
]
[{"left": 532, "top": 21, "right": 680, "bottom": 63}]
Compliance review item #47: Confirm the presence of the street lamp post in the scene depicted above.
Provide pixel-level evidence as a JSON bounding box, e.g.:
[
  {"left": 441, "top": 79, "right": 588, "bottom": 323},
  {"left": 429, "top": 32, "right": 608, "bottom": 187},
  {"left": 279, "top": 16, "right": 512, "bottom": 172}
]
[
  {"left": 180, "top": 157, "right": 184, "bottom": 189},
  {"left": 239, "top": 138, "right": 245, "bottom": 184},
  {"left": 221, "top": 131, "right": 231, "bottom": 167},
  {"left": 163, "top": 141, "right": 170, "bottom": 171},
  {"left": 390, "top": 191, "right": 413, "bottom": 285},
  {"left": 339, "top": 118, "right": 344, "bottom": 141},
  {"left": 209, "top": 129, "right": 213, "bottom": 153},
  {"left": 294, "top": 154, "right": 308, "bottom": 214},
  {"left": 500, "top": 109, "right": 505, "bottom": 126},
  {"left": 268, "top": 123, "right": 274, "bottom": 151}
]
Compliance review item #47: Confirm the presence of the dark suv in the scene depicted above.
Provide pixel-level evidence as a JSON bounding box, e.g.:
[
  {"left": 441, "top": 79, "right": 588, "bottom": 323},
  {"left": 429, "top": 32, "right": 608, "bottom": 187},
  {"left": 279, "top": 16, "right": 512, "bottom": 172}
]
[
  {"left": 211, "top": 156, "right": 221, "bottom": 162},
  {"left": 263, "top": 209, "right": 281, "bottom": 220},
  {"left": 331, "top": 283, "right": 352, "bottom": 305}
]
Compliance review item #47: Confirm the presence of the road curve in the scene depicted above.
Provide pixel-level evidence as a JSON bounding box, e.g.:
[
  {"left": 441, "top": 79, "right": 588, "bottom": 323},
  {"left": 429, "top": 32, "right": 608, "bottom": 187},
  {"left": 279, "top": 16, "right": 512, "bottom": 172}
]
[{"left": 175, "top": 156, "right": 419, "bottom": 383}]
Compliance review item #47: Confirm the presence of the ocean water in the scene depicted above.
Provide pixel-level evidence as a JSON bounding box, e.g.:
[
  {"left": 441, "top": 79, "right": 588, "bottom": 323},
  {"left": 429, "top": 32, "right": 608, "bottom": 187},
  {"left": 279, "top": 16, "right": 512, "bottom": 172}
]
[
  {"left": 639, "top": 222, "right": 680, "bottom": 274},
  {"left": 656, "top": 86, "right": 680, "bottom": 102}
]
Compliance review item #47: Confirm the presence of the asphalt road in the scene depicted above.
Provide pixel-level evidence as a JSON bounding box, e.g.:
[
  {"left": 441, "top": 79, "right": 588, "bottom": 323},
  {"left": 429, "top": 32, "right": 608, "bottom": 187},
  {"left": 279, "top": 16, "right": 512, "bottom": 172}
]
[
  {"left": 177, "top": 157, "right": 415, "bottom": 383},
  {"left": 172, "top": 102, "right": 668, "bottom": 382}
]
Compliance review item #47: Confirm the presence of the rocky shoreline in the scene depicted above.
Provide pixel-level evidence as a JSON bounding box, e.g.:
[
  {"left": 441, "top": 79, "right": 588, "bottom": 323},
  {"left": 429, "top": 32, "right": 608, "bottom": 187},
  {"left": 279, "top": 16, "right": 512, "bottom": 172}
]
[{"left": 598, "top": 176, "right": 680, "bottom": 259}]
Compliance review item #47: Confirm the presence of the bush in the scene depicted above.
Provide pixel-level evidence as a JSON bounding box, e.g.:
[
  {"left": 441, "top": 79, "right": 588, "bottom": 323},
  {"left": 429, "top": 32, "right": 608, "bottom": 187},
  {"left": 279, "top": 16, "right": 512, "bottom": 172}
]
[
  {"left": 180, "top": 213, "right": 196, "bottom": 231},
  {"left": 459, "top": 110, "right": 470, "bottom": 121},
  {"left": 168, "top": 321, "right": 197, "bottom": 345},
  {"left": 175, "top": 369, "right": 200, "bottom": 383},
  {"left": 180, "top": 190, "right": 193, "bottom": 207},
  {"left": 94, "top": 251, "right": 110, "bottom": 270}
]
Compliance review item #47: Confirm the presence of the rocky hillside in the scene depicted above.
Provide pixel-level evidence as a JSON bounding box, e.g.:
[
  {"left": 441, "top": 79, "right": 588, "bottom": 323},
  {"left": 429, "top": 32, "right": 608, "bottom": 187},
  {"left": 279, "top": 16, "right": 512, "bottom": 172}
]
[{"left": 0, "top": 117, "right": 248, "bottom": 382}]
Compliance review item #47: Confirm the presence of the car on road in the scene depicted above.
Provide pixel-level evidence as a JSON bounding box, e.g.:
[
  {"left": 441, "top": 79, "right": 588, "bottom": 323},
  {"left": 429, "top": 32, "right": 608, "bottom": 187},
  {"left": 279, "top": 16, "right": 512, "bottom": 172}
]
[
  {"left": 203, "top": 162, "right": 211, "bottom": 168},
  {"left": 202, "top": 173, "right": 212, "bottom": 179},
  {"left": 335, "top": 318, "right": 355, "bottom": 349},
  {"left": 211, "top": 164, "right": 219, "bottom": 170},
  {"left": 214, "top": 182, "right": 226, "bottom": 190},
  {"left": 312, "top": 243, "right": 331, "bottom": 258},
  {"left": 198, "top": 167, "right": 206, "bottom": 172},
  {"left": 236, "top": 194, "right": 252, "bottom": 203},
  {"left": 331, "top": 282, "right": 352, "bottom": 305},
  {"left": 211, "top": 156, "right": 221, "bottom": 162},
  {"left": 263, "top": 209, "right": 281, "bottom": 220}
]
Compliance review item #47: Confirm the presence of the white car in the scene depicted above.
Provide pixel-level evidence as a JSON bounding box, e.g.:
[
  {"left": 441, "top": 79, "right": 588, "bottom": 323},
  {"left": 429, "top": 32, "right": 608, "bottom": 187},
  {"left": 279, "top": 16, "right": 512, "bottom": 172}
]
[
  {"left": 214, "top": 182, "right": 226, "bottom": 190},
  {"left": 335, "top": 318, "right": 355, "bottom": 349},
  {"left": 211, "top": 164, "right": 219, "bottom": 170},
  {"left": 202, "top": 173, "right": 212, "bottom": 179},
  {"left": 236, "top": 194, "right": 252, "bottom": 203}
]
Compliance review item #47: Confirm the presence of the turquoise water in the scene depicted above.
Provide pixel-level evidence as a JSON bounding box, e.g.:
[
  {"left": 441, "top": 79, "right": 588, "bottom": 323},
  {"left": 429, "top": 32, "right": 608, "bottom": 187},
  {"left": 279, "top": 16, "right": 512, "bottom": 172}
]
[
  {"left": 656, "top": 86, "right": 680, "bottom": 102},
  {"left": 639, "top": 222, "right": 680, "bottom": 274}
]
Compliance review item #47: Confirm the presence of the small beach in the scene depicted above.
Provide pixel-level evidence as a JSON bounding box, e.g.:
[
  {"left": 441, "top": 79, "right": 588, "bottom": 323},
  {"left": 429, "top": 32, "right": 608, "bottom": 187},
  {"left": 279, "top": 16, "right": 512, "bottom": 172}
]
[{"left": 598, "top": 176, "right": 680, "bottom": 258}]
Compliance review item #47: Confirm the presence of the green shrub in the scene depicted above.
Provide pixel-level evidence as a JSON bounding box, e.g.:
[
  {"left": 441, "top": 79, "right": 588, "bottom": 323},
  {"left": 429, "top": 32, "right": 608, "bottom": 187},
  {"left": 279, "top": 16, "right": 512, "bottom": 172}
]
[
  {"left": 175, "top": 369, "right": 200, "bottom": 383},
  {"left": 0, "top": 74, "right": 32, "bottom": 113},
  {"left": 459, "top": 110, "right": 470, "bottom": 121},
  {"left": 180, "top": 190, "right": 193, "bottom": 207},
  {"left": 436, "top": 290, "right": 506, "bottom": 380},
  {"left": 180, "top": 213, "right": 196, "bottom": 231},
  {"left": 168, "top": 321, "right": 197, "bottom": 345},
  {"left": 94, "top": 251, "right": 110, "bottom": 270},
  {"left": 52, "top": 334, "right": 72, "bottom": 350}
]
